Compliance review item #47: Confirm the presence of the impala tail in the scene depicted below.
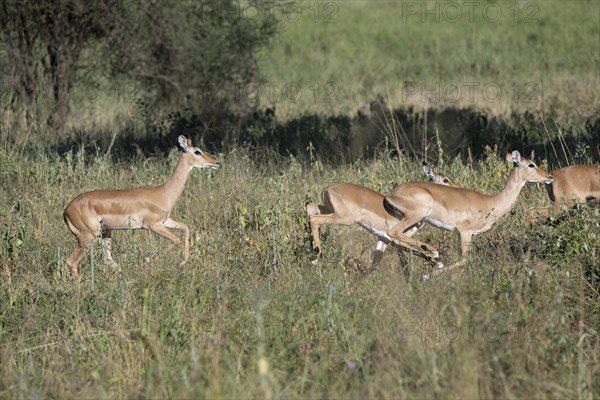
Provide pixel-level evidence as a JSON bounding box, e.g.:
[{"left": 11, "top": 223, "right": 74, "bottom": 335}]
[
  {"left": 545, "top": 181, "right": 556, "bottom": 203},
  {"left": 321, "top": 188, "right": 334, "bottom": 210},
  {"left": 383, "top": 197, "right": 403, "bottom": 220},
  {"left": 586, "top": 195, "right": 598, "bottom": 205}
]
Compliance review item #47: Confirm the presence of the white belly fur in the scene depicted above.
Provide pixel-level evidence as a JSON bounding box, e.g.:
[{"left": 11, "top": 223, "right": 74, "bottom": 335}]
[
  {"left": 101, "top": 215, "right": 144, "bottom": 230},
  {"left": 357, "top": 222, "right": 392, "bottom": 241},
  {"left": 425, "top": 217, "right": 455, "bottom": 231}
]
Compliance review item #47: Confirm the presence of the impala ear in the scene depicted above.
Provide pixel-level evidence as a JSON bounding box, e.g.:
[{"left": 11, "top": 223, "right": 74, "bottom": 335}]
[
  {"left": 178, "top": 135, "right": 189, "bottom": 152},
  {"left": 511, "top": 150, "right": 521, "bottom": 166},
  {"left": 422, "top": 162, "right": 434, "bottom": 180}
]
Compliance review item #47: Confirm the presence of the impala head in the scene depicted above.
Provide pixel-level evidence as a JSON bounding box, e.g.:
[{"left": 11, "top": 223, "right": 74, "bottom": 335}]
[
  {"left": 178, "top": 135, "right": 220, "bottom": 170},
  {"left": 505, "top": 151, "right": 553, "bottom": 184},
  {"left": 422, "top": 161, "right": 458, "bottom": 187}
]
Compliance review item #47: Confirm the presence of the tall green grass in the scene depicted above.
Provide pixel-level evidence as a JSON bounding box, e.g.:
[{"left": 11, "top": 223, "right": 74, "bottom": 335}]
[
  {"left": 1, "top": 142, "right": 598, "bottom": 398},
  {"left": 1, "top": 1, "right": 598, "bottom": 397}
]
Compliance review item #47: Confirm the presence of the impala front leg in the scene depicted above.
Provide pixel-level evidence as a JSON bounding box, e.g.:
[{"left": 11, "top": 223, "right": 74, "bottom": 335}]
[
  {"left": 458, "top": 230, "right": 473, "bottom": 258},
  {"left": 432, "top": 230, "right": 472, "bottom": 276},
  {"left": 163, "top": 218, "right": 190, "bottom": 265},
  {"left": 148, "top": 220, "right": 187, "bottom": 266},
  {"left": 526, "top": 206, "right": 551, "bottom": 225}
]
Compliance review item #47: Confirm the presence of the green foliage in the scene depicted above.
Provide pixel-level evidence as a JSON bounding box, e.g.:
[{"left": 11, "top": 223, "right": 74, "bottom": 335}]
[
  {"left": 0, "top": 0, "right": 124, "bottom": 131},
  {"left": 108, "top": 0, "right": 277, "bottom": 118},
  {"left": 0, "top": 143, "right": 598, "bottom": 398},
  {"left": 0, "top": 0, "right": 277, "bottom": 136},
  {"left": 1, "top": 200, "right": 25, "bottom": 258},
  {"left": 534, "top": 206, "right": 600, "bottom": 299}
]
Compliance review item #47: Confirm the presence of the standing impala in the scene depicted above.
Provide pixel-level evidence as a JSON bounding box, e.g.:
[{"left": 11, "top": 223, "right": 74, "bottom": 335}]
[
  {"left": 527, "top": 163, "right": 599, "bottom": 223},
  {"left": 63, "top": 135, "right": 219, "bottom": 282},
  {"left": 306, "top": 162, "right": 458, "bottom": 267},
  {"left": 383, "top": 151, "right": 553, "bottom": 276}
]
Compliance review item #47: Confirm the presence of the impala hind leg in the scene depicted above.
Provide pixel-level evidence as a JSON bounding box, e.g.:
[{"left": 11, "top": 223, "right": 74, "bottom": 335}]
[
  {"left": 387, "top": 217, "right": 440, "bottom": 262},
  {"left": 66, "top": 246, "right": 86, "bottom": 282},
  {"left": 66, "top": 234, "right": 95, "bottom": 282},
  {"left": 432, "top": 258, "right": 467, "bottom": 277},
  {"left": 100, "top": 229, "right": 119, "bottom": 270},
  {"left": 64, "top": 211, "right": 99, "bottom": 282},
  {"left": 306, "top": 202, "right": 333, "bottom": 257},
  {"left": 307, "top": 213, "right": 354, "bottom": 261}
]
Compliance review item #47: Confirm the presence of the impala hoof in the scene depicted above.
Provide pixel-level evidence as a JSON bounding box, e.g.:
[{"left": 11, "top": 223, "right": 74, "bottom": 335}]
[{"left": 310, "top": 259, "right": 319, "bottom": 266}]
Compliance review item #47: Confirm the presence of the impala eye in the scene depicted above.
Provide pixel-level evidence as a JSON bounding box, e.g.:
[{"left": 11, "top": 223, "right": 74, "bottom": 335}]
[
  {"left": 528, "top": 163, "right": 535, "bottom": 168},
  {"left": 443, "top": 179, "right": 449, "bottom": 184},
  {"left": 194, "top": 150, "right": 202, "bottom": 155}
]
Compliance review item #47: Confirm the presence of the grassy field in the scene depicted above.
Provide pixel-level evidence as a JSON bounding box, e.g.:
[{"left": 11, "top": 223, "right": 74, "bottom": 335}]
[
  {"left": 1, "top": 0, "right": 599, "bottom": 398},
  {"left": 258, "top": 0, "right": 600, "bottom": 119},
  {"left": 0, "top": 142, "right": 598, "bottom": 398}
]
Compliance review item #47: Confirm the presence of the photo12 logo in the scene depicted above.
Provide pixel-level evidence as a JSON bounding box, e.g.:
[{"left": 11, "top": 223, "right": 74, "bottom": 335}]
[
  {"left": 397, "top": 319, "right": 539, "bottom": 344},
  {"left": 400, "top": 1, "right": 539, "bottom": 23},
  {"left": 0, "top": 81, "right": 139, "bottom": 106},
  {"left": 402, "top": 81, "right": 540, "bottom": 104},
  {"left": 200, "top": 1, "right": 339, "bottom": 23},
  {"left": 199, "top": 81, "right": 339, "bottom": 104}
]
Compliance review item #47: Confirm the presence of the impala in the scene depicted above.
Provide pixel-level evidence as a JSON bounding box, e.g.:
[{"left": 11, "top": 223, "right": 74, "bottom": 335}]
[
  {"left": 63, "top": 135, "right": 219, "bottom": 281},
  {"left": 306, "top": 162, "right": 458, "bottom": 267},
  {"left": 383, "top": 151, "right": 553, "bottom": 276},
  {"left": 527, "top": 163, "right": 599, "bottom": 223}
]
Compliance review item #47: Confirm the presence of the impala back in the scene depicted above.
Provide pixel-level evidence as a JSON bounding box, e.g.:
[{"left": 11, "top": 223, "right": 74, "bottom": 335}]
[{"left": 549, "top": 164, "right": 600, "bottom": 205}]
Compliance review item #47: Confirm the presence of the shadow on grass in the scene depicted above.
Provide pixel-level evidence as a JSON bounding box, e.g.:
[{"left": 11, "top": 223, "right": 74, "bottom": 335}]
[{"left": 48, "top": 104, "right": 600, "bottom": 165}]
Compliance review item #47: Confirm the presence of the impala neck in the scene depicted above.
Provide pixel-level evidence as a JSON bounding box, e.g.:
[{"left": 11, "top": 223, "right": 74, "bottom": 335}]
[
  {"left": 492, "top": 166, "right": 526, "bottom": 217},
  {"left": 161, "top": 155, "right": 193, "bottom": 210}
]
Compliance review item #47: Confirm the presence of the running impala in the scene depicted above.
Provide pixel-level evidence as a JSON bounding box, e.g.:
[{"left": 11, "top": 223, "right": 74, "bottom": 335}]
[
  {"left": 383, "top": 151, "right": 553, "bottom": 276},
  {"left": 527, "top": 163, "right": 599, "bottom": 223},
  {"left": 306, "top": 162, "right": 458, "bottom": 267},
  {"left": 63, "top": 135, "right": 220, "bottom": 282}
]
